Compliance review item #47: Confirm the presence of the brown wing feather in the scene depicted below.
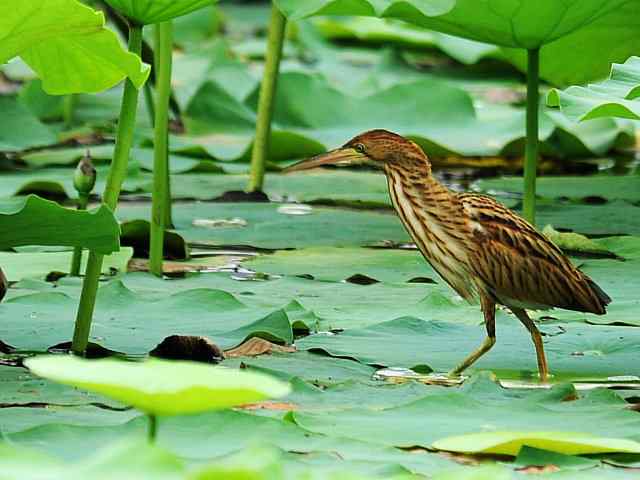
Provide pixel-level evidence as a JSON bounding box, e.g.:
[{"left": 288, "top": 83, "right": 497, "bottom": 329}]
[{"left": 458, "top": 193, "right": 610, "bottom": 314}]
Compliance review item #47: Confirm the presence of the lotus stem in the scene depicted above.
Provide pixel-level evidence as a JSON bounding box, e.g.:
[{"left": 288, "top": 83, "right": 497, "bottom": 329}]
[
  {"left": 72, "top": 24, "right": 144, "bottom": 356},
  {"left": 62, "top": 94, "right": 75, "bottom": 127},
  {"left": 149, "top": 21, "right": 174, "bottom": 277},
  {"left": 523, "top": 47, "right": 540, "bottom": 225},
  {"left": 143, "top": 82, "right": 155, "bottom": 126},
  {"left": 247, "top": 3, "right": 286, "bottom": 192},
  {"left": 69, "top": 193, "right": 90, "bottom": 276},
  {"left": 148, "top": 414, "right": 158, "bottom": 442}
]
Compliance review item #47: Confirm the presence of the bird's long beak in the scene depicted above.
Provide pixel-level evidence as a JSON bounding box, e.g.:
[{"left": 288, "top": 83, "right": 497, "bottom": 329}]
[{"left": 283, "top": 148, "right": 366, "bottom": 173}]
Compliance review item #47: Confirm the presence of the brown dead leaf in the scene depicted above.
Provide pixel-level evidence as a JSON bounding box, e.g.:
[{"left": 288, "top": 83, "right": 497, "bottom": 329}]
[
  {"left": 516, "top": 465, "right": 560, "bottom": 474},
  {"left": 238, "top": 401, "right": 297, "bottom": 411},
  {"left": 225, "top": 337, "right": 296, "bottom": 358},
  {"left": 128, "top": 256, "right": 237, "bottom": 274},
  {"left": 438, "top": 451, "right": 484, "bottom": 466}
]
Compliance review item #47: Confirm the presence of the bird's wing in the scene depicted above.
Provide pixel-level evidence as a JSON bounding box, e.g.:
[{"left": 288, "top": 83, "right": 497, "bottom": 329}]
[{"left": 458, "top": 193, "right": 609, "bottom": 314}]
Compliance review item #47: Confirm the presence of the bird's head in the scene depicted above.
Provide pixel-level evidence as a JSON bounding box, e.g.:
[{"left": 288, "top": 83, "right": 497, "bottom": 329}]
[{"left": 283, "top": 129, "right": 430, "bottom": 173}]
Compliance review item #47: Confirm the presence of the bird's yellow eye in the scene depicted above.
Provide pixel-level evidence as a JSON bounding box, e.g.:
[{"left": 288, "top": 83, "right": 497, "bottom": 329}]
[{"left": 354, "top": 143, "right": 366, "bottom": 154}]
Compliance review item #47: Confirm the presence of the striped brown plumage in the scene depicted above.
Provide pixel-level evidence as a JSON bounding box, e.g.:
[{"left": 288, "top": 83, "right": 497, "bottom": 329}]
[{"left": 285, "top": 129, "right": 611, "bottom": 381}]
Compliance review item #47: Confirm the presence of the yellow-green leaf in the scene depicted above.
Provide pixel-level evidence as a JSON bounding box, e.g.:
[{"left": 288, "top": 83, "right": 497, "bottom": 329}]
[{"left": 25, "top": 356, "right": 291, "bottom": 416}]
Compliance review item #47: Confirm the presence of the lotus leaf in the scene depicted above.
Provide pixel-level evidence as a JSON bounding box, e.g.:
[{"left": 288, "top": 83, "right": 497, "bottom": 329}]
[{"left": 25, "top": 356, "right": 291, "bottom": 415}]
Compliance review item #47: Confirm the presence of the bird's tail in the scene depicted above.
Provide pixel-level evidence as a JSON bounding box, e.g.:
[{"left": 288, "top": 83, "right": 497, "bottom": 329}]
[{"left": 586, "top": 278, "right": 612, "bottom": 315}]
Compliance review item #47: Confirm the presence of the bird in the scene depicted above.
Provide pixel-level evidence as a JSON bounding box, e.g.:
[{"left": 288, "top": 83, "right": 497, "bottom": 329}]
[{"left": 284, "top": 129, "right": 611, "bottom": 382}]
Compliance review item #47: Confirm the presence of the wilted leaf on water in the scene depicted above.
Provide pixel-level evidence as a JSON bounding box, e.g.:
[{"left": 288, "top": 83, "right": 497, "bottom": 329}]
[
  {"left": 0, "top": 195, "right": 120, "bottom": 254},
  {"left": 548, "top": 56, "right": 640, "bottom": 121},
  {"left": 0, "top": 0, "right": 149, "bottom": 94},
  {"left": 25, "top": 356, "right": 291, "bottom": 415}
]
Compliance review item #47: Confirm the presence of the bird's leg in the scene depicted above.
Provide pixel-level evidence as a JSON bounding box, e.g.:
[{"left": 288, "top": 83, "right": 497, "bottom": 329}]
[
  {"left": 511, "top": 307, "right": 549, "bottom": 382},
  {"left": 448, "top": 295, "right": 496, "bottom": 378}
]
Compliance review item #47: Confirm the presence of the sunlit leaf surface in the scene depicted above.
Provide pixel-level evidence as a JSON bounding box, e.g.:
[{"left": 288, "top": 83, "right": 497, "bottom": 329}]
[
  {"left": 25, "top": 356, "right": 291, "bottom": 415},
  {"left": 0, "top": 0, "right": 149, "bottom": 94}
]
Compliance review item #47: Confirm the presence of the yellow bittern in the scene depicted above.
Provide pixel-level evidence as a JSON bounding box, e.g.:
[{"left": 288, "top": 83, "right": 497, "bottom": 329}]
[{"left": 284, "top": 130, "right": 611, "bottom": 381}]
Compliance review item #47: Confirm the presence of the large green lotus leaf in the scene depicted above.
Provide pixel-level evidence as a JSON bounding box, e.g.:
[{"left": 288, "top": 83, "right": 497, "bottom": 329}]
[
  {"left": 25, "top": 356, "right": 290, "bottom": 416},
  {"left": 0, "top": 166, "right": 151, "bottom": 200},
  {"left": 548, "top": 56, "right": 640, "bottom": 121},
  {"left": 7, "top": 410, "right": 458, "bottom": 477},
  {"left": 104, "top": 0, "right": 213, "bottom": 25},
  {"left": 0, "top": 280, "right": 293, "bottom": 352},
  {"left": 0, "top": 96, "right": 56, "bottom": 151},
  {"left": 281, "top": 0, "right": 640, "bottom": 86},
  {"left": 0, "top": 404, "right": 139, "bottom": 435},
  {"left": 172, "top": 41, "right": 258, "bottom": 111},
  {"left": 116, "top": 201, "right": 410, "bottom": 248},
  {"left": 20, "top": 146, "right": 223, "bottom": 174},
  {"left": 229, "top": 351, "right": 377, "bottom": 386},
  {"left": 433, "top": 431, "right": 640, "bottom": 456},
  {"left": 153, "top": 171, "right": 391, "bottom": 205},
  {"left": 388, "top": 0, "right": 640, "bottom": 86},
  {"left": 514, "top": 446, "right": 599, "bottom": 470},
  {"left": 297, "top": 317, "right": 640, "bottom": 379},
  {"left": 292, "top": 374, "right": 640, "bottom": 453},
  {"left": 475, "top": 176, "right": 640, "bottom": 203},
  {"left": 185, "top": 72, "right": 557, "bottom": 159},
  {"left": 274, "top": 0, "right": 455, "bottom": 20},
  {"left": 0, "top": 443, "right": 65, "bottom": 480},
  {"left": 0, "top": 364, "right": 121, "bottom": 407},
  {"left": 0, "top": 440, "right": 186, "bottom": 480},
  {"left": 0, "top": 0, "right": 149, "bottom": 94},
  {"left": 0, "top": 195, "right": 120, "bottom": 254},
  {"left": 0, "top": 248, "right": 133, "bottom": 282},
  {"left": 312, "top": 16, "right": 500, "bottom": 64},
  {"left": 184, "top": 71, "right": 628, "bottom": 159}
]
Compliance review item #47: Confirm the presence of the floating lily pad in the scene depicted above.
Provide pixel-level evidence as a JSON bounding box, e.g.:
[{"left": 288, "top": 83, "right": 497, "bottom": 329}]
[
  {"left": 292, "top": 374, "right": 640, "bottom": 453},
  {"left": 476, "top": 176, "right": 640, "bottom": 203},
  {"left": 297, "top": 317, "right": 640, "bottom": 379},
  {"left": 0, "top": 280, "right": 293, "bottom": 352},
  {"left": 0, "top": 247, "right": 133, "bottom": 282}
]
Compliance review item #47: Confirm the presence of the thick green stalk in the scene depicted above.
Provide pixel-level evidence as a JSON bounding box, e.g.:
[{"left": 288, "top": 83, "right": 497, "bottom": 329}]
[
  {"left": 143, "top": 82, "right": 155, "bottom": 126},
  {"left": 148, "top": 414, "right": 158, "bottom": 442},
  {"left": 62, "top": 94, "right": 75, "bottom": 127},
  {"left": 70, "top": 193, "right": 90, "bottom": 276},
  {"left": 247, "top": 3, "right": 286, "bottom": 192},
  {"left": 71, "top": 24, "right": 144, "bottom": 356},
  {"left": 149, "top": 21, "right": 173, "bottom": 277},
  {"left": 523, "top": 47, "right": 540, "bottom": 225}
]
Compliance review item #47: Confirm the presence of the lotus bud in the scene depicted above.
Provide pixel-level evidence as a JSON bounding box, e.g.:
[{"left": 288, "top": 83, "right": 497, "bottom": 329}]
[{"left": 73, "top": 151, "right": 97, "bottom": 195}]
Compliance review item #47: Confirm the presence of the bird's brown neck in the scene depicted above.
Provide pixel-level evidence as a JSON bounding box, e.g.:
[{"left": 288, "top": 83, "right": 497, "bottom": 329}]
[{"left": 383, "top": 155, "right": 453, "bottom": 211}]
